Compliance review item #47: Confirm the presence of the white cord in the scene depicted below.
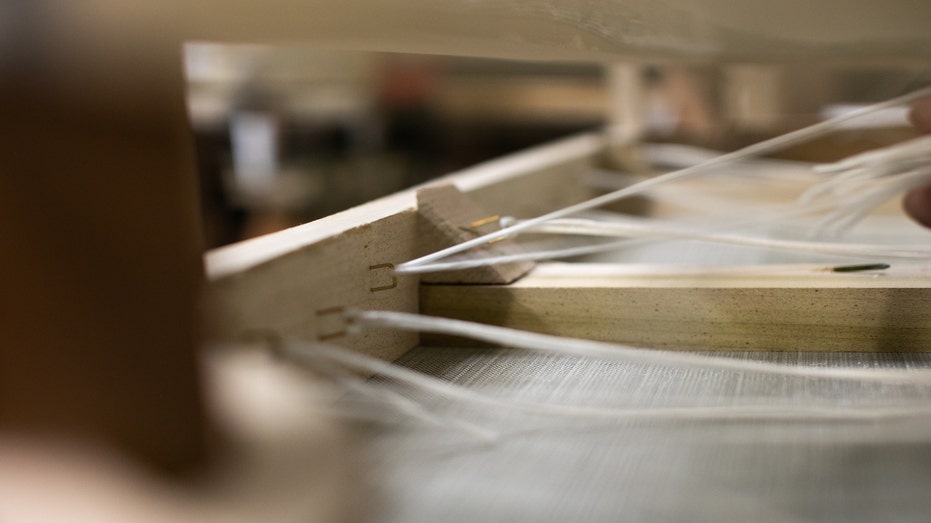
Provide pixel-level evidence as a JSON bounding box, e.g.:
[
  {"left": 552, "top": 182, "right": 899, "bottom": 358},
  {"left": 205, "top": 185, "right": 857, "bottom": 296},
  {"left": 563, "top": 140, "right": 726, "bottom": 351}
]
[
  {"left": 522, "top": 217, "right": 931, "bottom": 259},
  {"left": 397, "top": 86, "right": 931, "bottom": 272},
  {"left": 278, "top": 336, "right": 931, "bottom": 424},
  {"left": 799, "top": 136, "right": 931, "bottom": 235},
  {"left": 349, "top": 310, "right": 931, "bottom": 384},
  {"left": 398, "top": 198, "right": 931, "bottom": 274}
]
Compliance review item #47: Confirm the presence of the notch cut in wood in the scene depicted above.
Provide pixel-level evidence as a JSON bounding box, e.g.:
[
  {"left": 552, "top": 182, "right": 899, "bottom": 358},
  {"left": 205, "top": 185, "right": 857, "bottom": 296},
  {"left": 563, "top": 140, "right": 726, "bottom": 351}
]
[
  {"left": 204, "top": 134, "right": 599, "bottom": 359},
  {"left": 415, "top": 184, "right": 534, "bottom": 284}
]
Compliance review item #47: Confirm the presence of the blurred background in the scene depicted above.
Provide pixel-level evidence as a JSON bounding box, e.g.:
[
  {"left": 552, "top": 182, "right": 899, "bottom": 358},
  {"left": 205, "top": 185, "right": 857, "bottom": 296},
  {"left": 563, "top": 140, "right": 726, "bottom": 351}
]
[
  {"left": 188, "top": 46, "right": 604, "bottom": 246},
  {"left": 186, "top": 44, "right": 929, "bottom": 248}
]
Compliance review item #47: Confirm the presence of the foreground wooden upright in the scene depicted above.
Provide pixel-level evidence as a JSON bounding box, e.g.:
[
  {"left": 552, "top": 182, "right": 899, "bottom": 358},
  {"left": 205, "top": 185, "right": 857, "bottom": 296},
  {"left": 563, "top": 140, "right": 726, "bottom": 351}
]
[{"left": 1, "top": 30, "right": 208, "bottom": 473}]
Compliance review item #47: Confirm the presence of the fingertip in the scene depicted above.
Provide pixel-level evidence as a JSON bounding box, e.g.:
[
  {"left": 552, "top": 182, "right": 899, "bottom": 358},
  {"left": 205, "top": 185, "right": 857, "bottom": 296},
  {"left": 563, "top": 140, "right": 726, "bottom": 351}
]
[
  {"left": 909, "top": 98, "right": 931, "bottom": 134},
  {"left": 903, "top": 186, "right": 931, "bottom": 229}
]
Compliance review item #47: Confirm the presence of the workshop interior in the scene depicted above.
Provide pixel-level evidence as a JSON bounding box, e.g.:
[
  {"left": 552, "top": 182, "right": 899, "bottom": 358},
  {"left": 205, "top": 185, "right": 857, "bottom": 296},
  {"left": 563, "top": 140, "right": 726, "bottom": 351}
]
[{"left": 3, "top": 2, "right": 931, "bottom": 521}]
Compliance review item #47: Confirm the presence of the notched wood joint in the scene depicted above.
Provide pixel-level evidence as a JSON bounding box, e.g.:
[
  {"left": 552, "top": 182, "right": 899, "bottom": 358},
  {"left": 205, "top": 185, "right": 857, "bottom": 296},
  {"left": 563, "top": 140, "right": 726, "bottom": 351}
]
[
  {"left": 315, "top": 306, "right": 348, "bottom": 341},
  {"left": 368, "top": 263, "right": 399, "bottom": 292},
  {"left": 415, "top": 184, "right": 534, "bottom": 285}
]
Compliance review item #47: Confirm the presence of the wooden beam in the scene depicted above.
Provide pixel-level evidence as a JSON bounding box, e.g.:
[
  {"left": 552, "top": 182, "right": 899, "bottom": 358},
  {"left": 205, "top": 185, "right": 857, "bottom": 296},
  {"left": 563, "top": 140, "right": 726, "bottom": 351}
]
[
  {"left": 205, "top": 135, "right": 600, "bottom": 360},
  {"left": 421, "top": 263, "right": 931, "bottom": 351},
  {"left": 49, "top": 2, "right": 931, "bottom": 64}
]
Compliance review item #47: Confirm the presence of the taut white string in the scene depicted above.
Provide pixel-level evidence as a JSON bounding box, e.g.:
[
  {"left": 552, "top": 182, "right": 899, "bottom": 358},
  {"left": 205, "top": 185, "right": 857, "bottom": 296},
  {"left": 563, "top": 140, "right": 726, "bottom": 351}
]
[
  {"left": 519, "top": 217, "right": 931, "bottom": 259},
  {"left": 397, "top": 86, "right": 931, "bottom": 272},
  {"left": 349, "top": 310, "right": 931, "bottom": 384},
  {"left": 278, "top": 337, "right": 931, "bottom": 423}
]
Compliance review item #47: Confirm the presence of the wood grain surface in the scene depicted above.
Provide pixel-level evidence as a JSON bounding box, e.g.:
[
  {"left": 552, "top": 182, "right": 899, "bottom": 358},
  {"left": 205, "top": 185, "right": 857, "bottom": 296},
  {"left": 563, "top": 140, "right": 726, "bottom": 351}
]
[{"left": 422, "top": 263, "right": 931, "bottom": 351}]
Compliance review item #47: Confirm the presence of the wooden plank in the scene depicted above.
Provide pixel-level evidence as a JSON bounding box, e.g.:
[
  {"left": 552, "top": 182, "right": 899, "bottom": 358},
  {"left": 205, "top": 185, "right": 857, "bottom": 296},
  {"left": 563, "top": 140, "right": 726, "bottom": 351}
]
[
  {"left": 51, "top": 2, "right": 931, "bottom": 64},
  {"left": 205, "top": 134, "right": 601, "bottom": 360},
  {"left": 420, "top": 263, "right": 931, "bottom": 351}
]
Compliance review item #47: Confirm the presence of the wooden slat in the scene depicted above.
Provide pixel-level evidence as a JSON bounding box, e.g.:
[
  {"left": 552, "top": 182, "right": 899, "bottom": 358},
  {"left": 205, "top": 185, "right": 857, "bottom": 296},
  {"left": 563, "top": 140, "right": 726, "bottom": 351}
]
[{"left": 421, "top": 263, "right": 931, "bottom": 351}]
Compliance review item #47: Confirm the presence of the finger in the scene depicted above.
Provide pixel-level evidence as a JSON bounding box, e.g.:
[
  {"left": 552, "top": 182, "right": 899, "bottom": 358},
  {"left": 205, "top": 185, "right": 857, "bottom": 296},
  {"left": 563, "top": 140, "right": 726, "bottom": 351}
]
[
  {"left": 909, "top": 98, "right": 931, "bottom": 134},
  {"left": 903, "top": 186, "right": 931, "bottom": 228}
]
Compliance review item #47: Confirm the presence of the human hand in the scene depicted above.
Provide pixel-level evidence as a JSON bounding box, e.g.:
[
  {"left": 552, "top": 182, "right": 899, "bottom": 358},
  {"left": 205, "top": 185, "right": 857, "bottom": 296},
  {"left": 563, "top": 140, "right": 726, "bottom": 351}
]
[{"left": 902, "top": 98, "right": 931, "bottom": 227}]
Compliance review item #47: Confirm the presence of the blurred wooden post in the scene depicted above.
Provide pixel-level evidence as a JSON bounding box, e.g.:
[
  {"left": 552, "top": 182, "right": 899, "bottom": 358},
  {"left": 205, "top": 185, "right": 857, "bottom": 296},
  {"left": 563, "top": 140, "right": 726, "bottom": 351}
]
[{"left": 0, "top": 4, "right": 208, "bottom": 474}]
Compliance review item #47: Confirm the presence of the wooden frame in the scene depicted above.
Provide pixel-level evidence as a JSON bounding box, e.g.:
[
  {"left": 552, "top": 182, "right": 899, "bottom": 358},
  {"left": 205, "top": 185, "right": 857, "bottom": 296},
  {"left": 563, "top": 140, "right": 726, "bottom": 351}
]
[
  {"left": 9, "top": 4, "right": 931, "bottom": 515},
  {"left": 205, "top": 132, "right": 931, "bottom": 356},
  {"left": 205, "top": 133, "right": 602, "bottom": 360}
]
